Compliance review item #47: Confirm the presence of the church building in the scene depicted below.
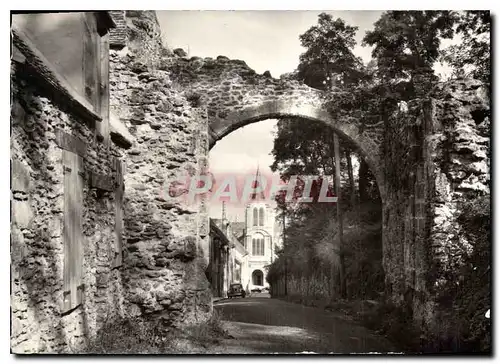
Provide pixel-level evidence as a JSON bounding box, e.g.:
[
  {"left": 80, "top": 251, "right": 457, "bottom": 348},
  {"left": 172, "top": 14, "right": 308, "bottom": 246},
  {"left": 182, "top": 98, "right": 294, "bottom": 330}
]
[
  {"left": 241, "top": 167, "right": 279, "bottom": 291},
  {"left": 210, "top": 167, "right": 282, "bottom": 294}
]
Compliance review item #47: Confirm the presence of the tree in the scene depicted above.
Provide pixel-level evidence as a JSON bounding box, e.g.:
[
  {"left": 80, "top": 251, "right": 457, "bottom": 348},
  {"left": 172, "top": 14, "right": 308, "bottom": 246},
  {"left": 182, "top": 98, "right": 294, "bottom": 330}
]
[
  {"left": 363, "top": 11, "right": 457, "bottom": 98},
  {"left": 297, "top": 13, "right": 365, "bottom": 90},
  {"left": 268, "top": 12, "right": 387, "bottom": 302},
  {"left": 271, "top": 117, "right": 337, "bottom": 179},
  {"left": 441, "top": 11, "right": 490, "bottom": 84}
]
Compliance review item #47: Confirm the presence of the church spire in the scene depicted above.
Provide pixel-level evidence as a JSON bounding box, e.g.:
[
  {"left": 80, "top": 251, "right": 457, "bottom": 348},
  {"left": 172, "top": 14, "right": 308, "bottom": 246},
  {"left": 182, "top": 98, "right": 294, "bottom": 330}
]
[{"left": 250, "top": 163, "right": 266, "bottom": 201}]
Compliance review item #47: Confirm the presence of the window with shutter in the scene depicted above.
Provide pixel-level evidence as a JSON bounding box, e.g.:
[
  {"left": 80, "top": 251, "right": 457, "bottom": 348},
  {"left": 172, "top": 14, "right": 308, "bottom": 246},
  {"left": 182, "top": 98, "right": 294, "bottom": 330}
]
[
  {"left": 62, "top": 150, "right": 84, "bottom": 313},
  {"left": 252, "top": 208, "right": 258, "bottom": 226}
]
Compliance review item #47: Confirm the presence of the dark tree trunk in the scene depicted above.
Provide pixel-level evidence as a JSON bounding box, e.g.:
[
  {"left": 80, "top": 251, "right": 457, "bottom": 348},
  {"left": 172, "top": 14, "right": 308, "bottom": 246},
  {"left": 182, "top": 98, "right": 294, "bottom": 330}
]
[
  {"left": 333, "top": 133, "right": 346, "bottom": 299},
  {"left": 359, "top": 157, "right": 370, "bottom": 202}
]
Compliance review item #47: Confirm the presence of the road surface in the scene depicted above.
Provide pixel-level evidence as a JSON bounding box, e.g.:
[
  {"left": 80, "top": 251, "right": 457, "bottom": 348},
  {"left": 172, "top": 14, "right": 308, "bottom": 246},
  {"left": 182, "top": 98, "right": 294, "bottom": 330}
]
[{"left": 211, "top": 295, "right": 398, "bottom": 354}]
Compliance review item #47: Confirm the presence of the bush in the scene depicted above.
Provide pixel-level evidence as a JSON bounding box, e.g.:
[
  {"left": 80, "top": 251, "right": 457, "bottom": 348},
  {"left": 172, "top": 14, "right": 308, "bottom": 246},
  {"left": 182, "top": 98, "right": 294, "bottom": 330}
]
[
  {"left": 83, "top": 315, "right": 170, "bottom": 354},
  {"left": 431, "top": 195, "right": 491, "bottom": 353},
  {"left": 84, "top": 311, "right": 229, "bottom": 354},
  {"left": 360, "top": 301, "right": 421, "bottom": 352}
]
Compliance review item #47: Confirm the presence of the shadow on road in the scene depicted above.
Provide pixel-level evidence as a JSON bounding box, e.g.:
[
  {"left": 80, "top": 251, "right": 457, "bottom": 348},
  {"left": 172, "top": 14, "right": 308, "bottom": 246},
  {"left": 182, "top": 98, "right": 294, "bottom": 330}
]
[{"left": 212, "top": 297, "right": 398, "bottom": 354}]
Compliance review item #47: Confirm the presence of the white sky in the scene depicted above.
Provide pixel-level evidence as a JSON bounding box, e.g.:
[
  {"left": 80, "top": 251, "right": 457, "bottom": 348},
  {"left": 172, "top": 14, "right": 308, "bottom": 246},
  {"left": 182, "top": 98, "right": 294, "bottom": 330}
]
[{"left": 156, "top": 10, "right": 457, "bottom": 220}]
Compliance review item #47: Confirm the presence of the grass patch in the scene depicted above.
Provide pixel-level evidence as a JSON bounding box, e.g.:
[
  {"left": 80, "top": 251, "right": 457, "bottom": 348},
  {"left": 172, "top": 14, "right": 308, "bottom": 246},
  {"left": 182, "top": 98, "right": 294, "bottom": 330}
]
[{"left": 84, "top": 311, "right": 230, "bottom": 354}]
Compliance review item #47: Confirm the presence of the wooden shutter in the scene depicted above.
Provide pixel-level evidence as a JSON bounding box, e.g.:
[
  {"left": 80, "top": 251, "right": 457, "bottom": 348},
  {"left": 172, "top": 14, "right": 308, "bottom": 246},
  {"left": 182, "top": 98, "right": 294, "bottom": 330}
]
[
  {"left": 114, "top": 157, "right": 124, "bottom": 267},
  {"left": 99, "top": 32, "right": 110, "bottom": 145},
  {"left": 83, "top": 13, "right": 99, "bottom": 111},
  {"left": 63, "top": 150, "right": 84, "bottom": 312}
]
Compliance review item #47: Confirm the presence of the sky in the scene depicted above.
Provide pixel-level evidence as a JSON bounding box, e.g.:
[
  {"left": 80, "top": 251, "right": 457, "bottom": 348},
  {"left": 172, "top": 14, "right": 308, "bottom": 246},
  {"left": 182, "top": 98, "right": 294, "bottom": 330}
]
[{"left": 156, "top": 11, "right": 456, "bottom": 220}]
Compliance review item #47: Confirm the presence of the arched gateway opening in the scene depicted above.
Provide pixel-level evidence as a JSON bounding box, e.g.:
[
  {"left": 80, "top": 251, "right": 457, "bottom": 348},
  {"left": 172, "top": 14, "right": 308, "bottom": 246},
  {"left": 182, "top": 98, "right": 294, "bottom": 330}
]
[
  {"left": 207, "top": 102, "right": 385, "bottom": 301},
  {"left": 208, "top": 101, "right": 385, "bottom": 202}
]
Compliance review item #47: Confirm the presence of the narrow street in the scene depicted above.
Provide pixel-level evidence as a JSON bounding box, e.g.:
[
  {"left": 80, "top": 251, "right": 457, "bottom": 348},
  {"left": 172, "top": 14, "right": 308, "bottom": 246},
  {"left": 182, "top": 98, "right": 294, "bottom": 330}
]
[{"left": 211, "top": 295, "right": 398, "bottom": 354}]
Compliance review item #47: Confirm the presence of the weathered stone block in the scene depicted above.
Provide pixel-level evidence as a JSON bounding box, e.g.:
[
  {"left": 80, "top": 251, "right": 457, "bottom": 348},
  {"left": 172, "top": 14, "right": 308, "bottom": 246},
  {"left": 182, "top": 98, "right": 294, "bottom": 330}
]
[
  {"left": 11, "top": 159, "right": 31, "bottom": 193},
  {"left": 55, "top": 129, "right": 87, "bottom": 157}
]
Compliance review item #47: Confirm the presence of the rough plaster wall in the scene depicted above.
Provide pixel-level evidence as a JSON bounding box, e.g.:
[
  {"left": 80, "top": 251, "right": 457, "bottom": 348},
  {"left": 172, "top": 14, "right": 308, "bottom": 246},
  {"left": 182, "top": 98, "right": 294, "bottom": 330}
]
[
  {"left": 11, "top": 61, "right": 125, "bottom": 353},
  {"left": 109, "top": 11, "right": 212, "bottom": 325}
]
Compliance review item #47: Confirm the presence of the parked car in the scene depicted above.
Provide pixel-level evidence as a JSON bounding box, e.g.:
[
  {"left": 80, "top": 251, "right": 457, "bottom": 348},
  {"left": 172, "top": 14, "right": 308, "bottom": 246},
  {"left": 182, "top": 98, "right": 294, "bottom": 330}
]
[{"left": 227, "top": 283, "right": 246, "bottom": 299}]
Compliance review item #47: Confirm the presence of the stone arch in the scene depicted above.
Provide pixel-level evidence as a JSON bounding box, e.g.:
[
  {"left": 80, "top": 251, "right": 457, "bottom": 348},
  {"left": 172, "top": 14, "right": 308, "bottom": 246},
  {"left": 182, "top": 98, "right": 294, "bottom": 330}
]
[{"left": 208, "top": 100, "right": 386, "bottom": 201}]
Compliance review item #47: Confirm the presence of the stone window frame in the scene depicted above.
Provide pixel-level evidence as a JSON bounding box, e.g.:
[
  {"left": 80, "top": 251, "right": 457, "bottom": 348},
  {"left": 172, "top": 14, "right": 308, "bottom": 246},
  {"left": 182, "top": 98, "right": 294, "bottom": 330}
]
[{"left": 252, "top": 206, "right": 265, "bottom": 227}]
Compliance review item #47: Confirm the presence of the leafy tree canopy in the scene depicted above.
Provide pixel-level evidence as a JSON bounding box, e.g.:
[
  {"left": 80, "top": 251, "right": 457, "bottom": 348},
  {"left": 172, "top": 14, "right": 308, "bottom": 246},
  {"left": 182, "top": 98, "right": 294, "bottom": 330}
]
[
  {"left": 297, "top": 13, "right": 365, "bottom": 90},
  {"left": 441, "top": 11, "right": 490, "bottom": 84}
]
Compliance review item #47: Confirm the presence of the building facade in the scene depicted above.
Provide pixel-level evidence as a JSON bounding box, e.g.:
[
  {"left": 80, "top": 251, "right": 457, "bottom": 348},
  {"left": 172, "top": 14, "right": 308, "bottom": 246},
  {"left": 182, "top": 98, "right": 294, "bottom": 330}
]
[
  {"left": 207, "top": 219, "right": 231, "bottom": 298},
  {"left": 10, "top": 11, "right": 134, "bottom": 353},
  {"left": 208, "top": 217, "right": 249, "bottom": 298}
]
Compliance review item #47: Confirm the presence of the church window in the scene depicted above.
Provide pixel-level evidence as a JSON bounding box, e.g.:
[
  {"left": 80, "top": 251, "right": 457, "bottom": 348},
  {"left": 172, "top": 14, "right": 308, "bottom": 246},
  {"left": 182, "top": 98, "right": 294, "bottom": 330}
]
[{"left": 252, "top": 237, "right": 265, "bottom": 256}]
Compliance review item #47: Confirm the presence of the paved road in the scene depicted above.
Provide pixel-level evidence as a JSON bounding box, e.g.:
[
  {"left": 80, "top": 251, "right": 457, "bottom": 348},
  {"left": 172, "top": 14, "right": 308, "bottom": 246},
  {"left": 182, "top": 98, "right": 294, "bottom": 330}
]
[{"left": 211, "top": 296, "right": 398, "bottom": 354}]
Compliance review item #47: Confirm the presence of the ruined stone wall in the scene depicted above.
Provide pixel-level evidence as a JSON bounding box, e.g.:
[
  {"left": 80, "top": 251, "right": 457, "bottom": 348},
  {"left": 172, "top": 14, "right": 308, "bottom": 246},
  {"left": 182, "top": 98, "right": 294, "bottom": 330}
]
[
  {"left": 382, "top": 78, "right": 490, "bottom": 339},
  {"left": 106, "top": 11, "right": 490, "bottom": 342},
  {"left": 425, "top": 79, "right": 490, "bottom": 334},
  {"left": 11, "top": 60, "right": 126, "bottom": 353},
  {"left": 382, "top": 97, "right": 434, "bottom": 331},
  {"left": 108, "top": 11, "right": 212, "bottom": 325}
]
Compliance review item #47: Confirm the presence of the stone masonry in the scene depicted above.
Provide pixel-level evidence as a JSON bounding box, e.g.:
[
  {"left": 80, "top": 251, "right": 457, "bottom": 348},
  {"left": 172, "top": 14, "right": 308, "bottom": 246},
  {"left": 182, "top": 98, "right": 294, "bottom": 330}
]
[
  {"left": 75, "top": 10, "right": 493, "bottom": 339},
  {"left": 108, "top": 11, "right": 212, "bottom": 324}
]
